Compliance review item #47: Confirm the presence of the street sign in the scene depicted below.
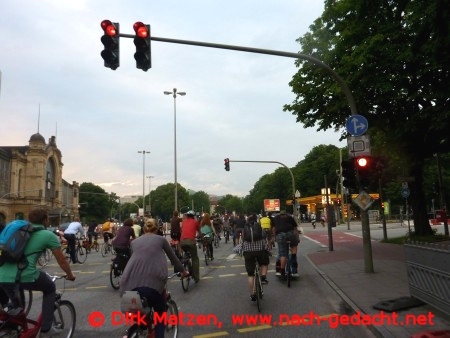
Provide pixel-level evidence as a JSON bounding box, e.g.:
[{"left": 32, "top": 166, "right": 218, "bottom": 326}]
[
  {"left": 353, "top": 191, "right": 375, "bottom": 210},
  {"left": 346, "top": 115, "right": 368, "bottom": 136},
  {"left": 401, "top": 188, "right": 410, "bottom": 198},
  {"left": 347, "top": 135, "right": 371, "bottom": 157}
]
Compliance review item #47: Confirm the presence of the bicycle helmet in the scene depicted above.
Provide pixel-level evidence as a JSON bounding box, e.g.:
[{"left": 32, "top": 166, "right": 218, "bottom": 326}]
[{"left": 186, "top": 210, "right": 195, "bottom": 216}]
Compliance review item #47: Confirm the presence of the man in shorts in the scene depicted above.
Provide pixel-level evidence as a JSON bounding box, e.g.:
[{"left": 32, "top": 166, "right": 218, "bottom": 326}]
[{"left": 272, "top": 211, "right": 300, "bottom": 277}]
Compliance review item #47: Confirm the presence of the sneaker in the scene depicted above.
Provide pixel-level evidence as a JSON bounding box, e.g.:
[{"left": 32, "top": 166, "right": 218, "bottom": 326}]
[
  {"left": 275, "top": 272, "right": 281, "bottom": 277},
  {"left": 261, "top": 278, "right": 269, "bottom": 285},
  {"left": 250, "top": 294, "right": 257, "bottom": 302},
  {"left": 40, "top": 326, "right": 64, "bottom": 337},
  {"left": 292, "top": 272, "right": 300, "bottom": 278}
]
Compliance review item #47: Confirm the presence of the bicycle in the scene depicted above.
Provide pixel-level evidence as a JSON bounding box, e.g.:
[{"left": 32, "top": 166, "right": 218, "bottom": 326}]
[
  {"left": 201, "top": 235, "right": 213, "bottom": 265},
  {"left": 64, "top": 237, "right": 87, "bottom": 264},
  {"left": 38, "top": 248, "right": 53, "bottom": 268},
  {"left": 110, "top": 251, "right": 130, "bottom": 290},
  {"left": 223, "top": 228, "right": 230, "bottom": 244},
  {"left": 0, "top": 274, "right": 76, "bottom": 337},
  {"left": 252, "top": 257, "right": 264, "bottom": 312},
  {"left": 101, "top": 241, "right": 115, "bottom": 257},
  {"left": 180, "top": 246, "right": 193, "bottom": 292},
  {"left": 85, "top": 237, "right": 100, "bottom": 253},
  {"left": 121, "top": 272, "right": 179, "bottom": 338},
  {"left": 277, "top": 240, "right": 297, "bottom": 287},
  {"left": 213, "top": 232, "right": 220, "bottom": 248},
  {"left": 169, "top": 239, "right": 182, "bottom": 262}
]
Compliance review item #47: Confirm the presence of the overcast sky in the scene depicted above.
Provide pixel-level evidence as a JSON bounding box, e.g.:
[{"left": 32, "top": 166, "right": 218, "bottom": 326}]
[{"left": 0, "top": 0, "right": 345, "bottom": 198}]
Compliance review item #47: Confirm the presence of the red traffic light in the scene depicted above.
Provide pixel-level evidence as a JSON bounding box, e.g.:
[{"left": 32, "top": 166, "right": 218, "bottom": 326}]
[
  {"left": 101, "top": 20, "right": 118, "bottom": 37},
  {"left": 356, "top": 157, "right": 368, "bottom": 168},
  {"left": 133, "top": 22, "right": 149, "bottom": 38}
]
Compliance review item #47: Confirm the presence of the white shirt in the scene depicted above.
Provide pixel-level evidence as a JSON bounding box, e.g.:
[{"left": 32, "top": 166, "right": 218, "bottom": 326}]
[{"left": 64, "top": 221, "right": 84, "bottom": 235}]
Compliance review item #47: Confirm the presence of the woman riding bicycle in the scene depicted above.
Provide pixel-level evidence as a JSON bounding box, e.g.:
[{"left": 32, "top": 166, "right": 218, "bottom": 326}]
[
  {"left": 199, "top": 213, "right": 217, "bottom": 260},
  {"left": 120, "top": 219, "right": 188, "bottom": 338}
]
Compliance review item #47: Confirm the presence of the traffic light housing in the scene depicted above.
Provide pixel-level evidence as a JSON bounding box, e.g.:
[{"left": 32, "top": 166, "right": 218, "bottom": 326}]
[
  {"left": 100, "top": 20, "right": 120, "bottom": 70},
  {"left": 133, "top": 22, "right": 151, "bottom": 71},
  {"left": 341, "top": 159, "right": 357, "bottom": 190},
  {"left": 355, "top": 156, "right": 372, "bottom": 189},
  {"left": 224, "top": 158, "right": 230, "bottom": 171}
]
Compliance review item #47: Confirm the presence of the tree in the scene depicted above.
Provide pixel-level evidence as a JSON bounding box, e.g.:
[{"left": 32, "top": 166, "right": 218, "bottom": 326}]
[
  {"left": 79, "top": 182, "right": 115, "bottom": 222},
  {"left": 284, "top": 0, "right": 449, "bottom": 235}
]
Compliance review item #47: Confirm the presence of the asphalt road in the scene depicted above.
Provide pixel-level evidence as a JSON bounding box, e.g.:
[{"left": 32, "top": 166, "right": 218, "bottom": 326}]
[{"left": 30, "top": 234, "right": 377, "bottom": 337}]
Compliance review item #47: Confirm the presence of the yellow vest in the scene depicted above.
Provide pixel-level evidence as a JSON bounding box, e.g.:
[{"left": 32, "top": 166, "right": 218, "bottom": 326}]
[{"left": 260, "top": 217, "right": 271, "bottom": 230}]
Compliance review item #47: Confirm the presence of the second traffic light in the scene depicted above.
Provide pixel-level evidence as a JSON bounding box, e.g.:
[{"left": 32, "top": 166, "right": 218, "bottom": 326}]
[
  {"left": 341, "top": 159, "right": 356, "bottom": 190},
  {"left": 133, "top": 22, "right": 151, "bottom": 71},
  {"left": 100, "top": 20, "right": 120, "bottom": 70},
  {"left": 224, "top": 158, "right": 230, "bottom": 171}
]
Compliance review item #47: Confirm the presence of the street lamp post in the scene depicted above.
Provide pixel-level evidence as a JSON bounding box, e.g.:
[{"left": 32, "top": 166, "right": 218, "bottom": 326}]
[
  {"left": 138, "top": 150, "right": 150, "bottom": 215},
  {"left": 146, "top": 175, "right": 154, "bottom": 216},
  {"left": 164, "top": 88, "right": 186, "bottom": 212}
]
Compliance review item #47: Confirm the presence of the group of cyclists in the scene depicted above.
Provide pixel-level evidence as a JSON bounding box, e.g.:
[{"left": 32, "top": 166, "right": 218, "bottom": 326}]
[
  {"left": 0, "top": 207, "right": 300, "bottom": 338},
  {"left": 168, "top": 209, "right": 301, "bottom": 303}
]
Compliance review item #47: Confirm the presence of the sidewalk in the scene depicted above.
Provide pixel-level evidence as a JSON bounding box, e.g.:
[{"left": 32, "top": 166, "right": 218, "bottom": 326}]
[{"left": 305, "top": 227, "right": 450, "bottom": 337}]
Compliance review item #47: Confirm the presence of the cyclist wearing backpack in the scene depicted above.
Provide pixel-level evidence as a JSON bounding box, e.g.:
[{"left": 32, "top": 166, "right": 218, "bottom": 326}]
[
  {"left": 242, "top": 214, "right": 269, "bottom": 301},
  {"left": 0, "top": 209, "right": 75, "bottom": 337},
  {"left": 272, "top": 210, "right": 300, "bottom": 278}
]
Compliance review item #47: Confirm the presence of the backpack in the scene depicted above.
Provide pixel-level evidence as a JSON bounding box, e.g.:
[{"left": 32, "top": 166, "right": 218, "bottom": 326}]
[
  {"left": 243, "top": 221, "right": 264, "bottom": 242},
  {"left": 0, "top": 220, "right": 43, "bottom": 281}
]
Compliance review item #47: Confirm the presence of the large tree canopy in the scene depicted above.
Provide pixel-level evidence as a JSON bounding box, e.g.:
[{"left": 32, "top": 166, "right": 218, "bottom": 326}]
[{"left": 284, "top": 0, "right": 449, "bottom": 235}]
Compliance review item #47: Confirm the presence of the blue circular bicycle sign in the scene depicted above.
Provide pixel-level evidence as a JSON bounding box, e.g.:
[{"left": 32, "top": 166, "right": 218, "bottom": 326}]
[
  {"left": 401, "top": 188, "right": 410, "bottom": 198},
  {"left": 346, "top": 115, "right": 368, "bottom": 136}
]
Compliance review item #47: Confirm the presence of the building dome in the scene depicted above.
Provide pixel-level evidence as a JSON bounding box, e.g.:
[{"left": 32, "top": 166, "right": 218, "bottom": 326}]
[{"left": 29, "top": 133, "right": 45, "bottom": 144}]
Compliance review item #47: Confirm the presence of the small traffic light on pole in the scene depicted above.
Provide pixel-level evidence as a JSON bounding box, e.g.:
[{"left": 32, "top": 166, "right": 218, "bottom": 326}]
[
  {"left": 224, "top": 158, "right": 230, "bottom": 171},
  {"left": 100, "top": 20, "right": 120, "bottom": 70},
  {"left": 133, "top": 22, "right": 151, "bottom": 71},
  {"left": 341, "top": 159, "right": 357, "bottom": 190}
]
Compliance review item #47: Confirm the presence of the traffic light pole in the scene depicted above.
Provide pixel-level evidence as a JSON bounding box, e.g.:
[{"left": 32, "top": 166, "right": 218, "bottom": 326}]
[{"left": 228, "top": 160, "right": 298, "bottom": 223}]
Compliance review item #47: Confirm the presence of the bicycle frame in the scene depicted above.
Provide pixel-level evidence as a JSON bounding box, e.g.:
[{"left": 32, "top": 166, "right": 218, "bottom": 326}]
[{"left": 0, "top": 275, "right": 75, "bottom": 338}]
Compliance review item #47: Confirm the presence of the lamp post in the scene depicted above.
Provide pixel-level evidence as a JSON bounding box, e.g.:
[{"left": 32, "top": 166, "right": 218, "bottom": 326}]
[
  {"left": 138, "top": 150, "right": 150, "bottom": 215},
  {"left": 146, "top": 175, "right": 154, "bottom": 216},
  {"left": 164, "top": 88, "right": 186, "bottom": 212}
]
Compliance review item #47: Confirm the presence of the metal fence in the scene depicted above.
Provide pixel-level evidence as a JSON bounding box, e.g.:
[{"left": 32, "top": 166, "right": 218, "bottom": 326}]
[{"left": 404, "top": 240, "right": 450, "bottom": 315}]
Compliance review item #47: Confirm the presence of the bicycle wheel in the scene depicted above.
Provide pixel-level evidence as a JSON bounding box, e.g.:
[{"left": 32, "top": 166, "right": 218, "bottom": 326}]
[
  {"left": 53, "top": 299, "right": 76, "bottom": 338},
  {"left": 255, "top": 273, "right": 262, "bottom": 312},
  {"left": 77, "top": 246, "right": 87, "bottom": 264},
  {"left": 126, "top": 324, "right": 147, "bottom": 337},
  {"left": 166, "top": 299, "right": 179, "bottom": 337},
  {"left": 64, "top": 247, "right": 72, "bottom": 263},
  {"left": 204, "top": 247, "right": 209, "bottom": 266},
  {"left": 94, "top": 241, "right": 100, "bottom": 252},
  {"left": 101, "top": 243, "right": 108, "bottom": 257},
  {"left": 286, "top": 264, "right": 291, "bottom": 288},
  {"left": 181, "top": 260, "right": 191, "bottom": 292},
  {"left": 110, "top": 264, "right": 121, "bottom": 290}
]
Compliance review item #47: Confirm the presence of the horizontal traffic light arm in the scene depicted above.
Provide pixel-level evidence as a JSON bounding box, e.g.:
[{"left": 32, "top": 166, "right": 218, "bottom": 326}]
[{"left": 112, "top": 30, "right": 357, "bottom": 115}]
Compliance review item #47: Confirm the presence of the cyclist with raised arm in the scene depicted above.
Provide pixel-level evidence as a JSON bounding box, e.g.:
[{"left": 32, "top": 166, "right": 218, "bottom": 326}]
[
  {"left": 0, "top": 209, "right": 75, "bottom": 337},
  {"left": 242, "top": 214, "right": 269, "bottom": 302},
  {"left": 272, "top": 210, "right": 300, "bottom": 278},
  {"left": 120, "top": 219, "right": 188, "bottom": 338},
  {"left": 180, "top": 210, "right": 201, "bottom": 283}
]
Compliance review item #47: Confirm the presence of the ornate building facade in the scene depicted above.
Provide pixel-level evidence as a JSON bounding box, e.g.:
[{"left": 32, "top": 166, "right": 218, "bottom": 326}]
[{"left": 0, "top": 133, "right": 79, "bottom": 226}]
